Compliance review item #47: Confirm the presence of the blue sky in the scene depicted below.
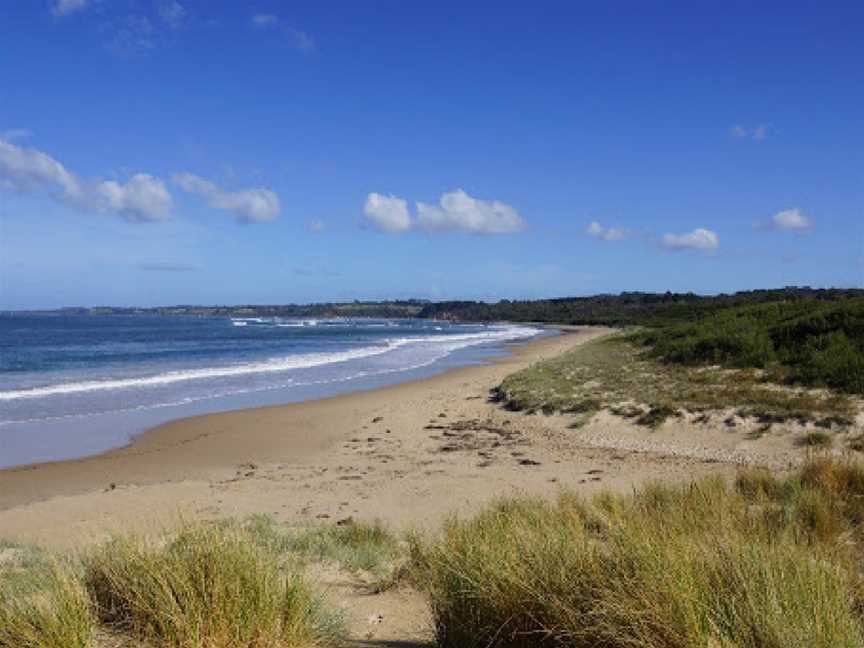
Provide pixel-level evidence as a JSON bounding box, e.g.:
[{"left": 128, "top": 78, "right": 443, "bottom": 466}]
[{"left": 1, "top": 0, "right": 862, "bottom": 309}]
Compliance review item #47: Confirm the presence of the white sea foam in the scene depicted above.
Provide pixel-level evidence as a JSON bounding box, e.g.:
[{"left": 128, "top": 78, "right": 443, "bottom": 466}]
[{"left": 0, "top": 326, "right": 540, "bottom": 402}]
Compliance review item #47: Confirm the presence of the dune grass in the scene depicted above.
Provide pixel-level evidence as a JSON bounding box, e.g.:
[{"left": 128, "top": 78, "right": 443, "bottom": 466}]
[
  {"left": 0, "top": 547, "right": 94, "bottom": 648},
  {"left": 83, "top": 522, "right": 341, "bottom": 648},
  {"left": 243, "top": 515, "right": 406, "bottom": 591},
  {"left": 497, "top": 334, "right": 855, "bottom": 429},
  {"left": 0, "top": 522, "right": 343, "bottom": 648},
  {"left": 412, "top": 457, "right": 864, "bottom": 648}
]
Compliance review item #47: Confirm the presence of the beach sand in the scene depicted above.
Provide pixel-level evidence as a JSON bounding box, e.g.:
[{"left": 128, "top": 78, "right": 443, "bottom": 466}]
[
  {"left": 0, "top": 325, "right": 824, "bottom": 644},
  {"left": 0, "top": 326, "right": 739, "bottom": 543}
]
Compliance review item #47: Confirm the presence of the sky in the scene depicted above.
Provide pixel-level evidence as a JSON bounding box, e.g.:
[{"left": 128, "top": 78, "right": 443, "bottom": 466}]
[{"left": 1, "top": 0, "right": 862, "bottom": 310}]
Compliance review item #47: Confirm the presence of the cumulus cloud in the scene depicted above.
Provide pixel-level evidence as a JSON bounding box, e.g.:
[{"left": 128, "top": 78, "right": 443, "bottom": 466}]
[
  {"left": 416, "top": 189, "right": 524, "bottom": 235},
  {"left": 158, "top": 1, "right": 186, "bottom": 30},
  {"left": 661, "top": 228, "right": 719, "bottom": 252},
  {"left": 0, "top": 136, "right": 172, "bottom": 222},
  {"left": 730, "top": 124, "right": 768, "bottom": 140},
  {"left": 173, "top": 173, "right": 280, "bottom": 223},
  {"left": 363, "top": 193, "right": 412, "bottom": 233},
  {"left": 586, "top": 221, "right": 627, "bottom": 241},
  {"left": 95, "top": 174, "right": 173, "bottom": 222},
  {"left": 770, "top": 208, "right": 812, "bottom": 231},
  {"left": 52, "top": 0, "right": 89, "bottom": 17},
  {"left": 0, "top": 137, "right": 82, "bottom": 198}
]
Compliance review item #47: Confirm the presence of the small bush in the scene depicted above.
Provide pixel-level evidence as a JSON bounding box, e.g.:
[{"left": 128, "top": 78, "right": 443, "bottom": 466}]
[{"left": 84, "top": 522, "right": 341, "bottom": 648}]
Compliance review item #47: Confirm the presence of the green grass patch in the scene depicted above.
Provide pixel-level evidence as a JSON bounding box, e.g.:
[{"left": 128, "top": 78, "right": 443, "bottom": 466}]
[
  {"left": 497, "top": 334, "right": 854, "bottom": 427},
  {"left": 412, "top": 458, "right": 864, "bottom": 648}
]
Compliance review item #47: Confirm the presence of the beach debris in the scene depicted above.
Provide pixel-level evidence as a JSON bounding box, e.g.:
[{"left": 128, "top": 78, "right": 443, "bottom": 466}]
[
  {"left": 367, "top": 613, "right": 384, "bottom": 625},
  {"left": 518, "top": 458, "right": 541, "bottom": 466},
  {"left": 336, "top": 516, "right": 354, "bottom": 526},
  {"left": 372, "top": 416, "right": 384, "bottom": 423}
]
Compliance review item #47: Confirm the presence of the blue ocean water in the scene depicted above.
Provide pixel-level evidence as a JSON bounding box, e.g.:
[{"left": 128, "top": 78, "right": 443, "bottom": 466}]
[{"left": 0, "top": 315, "right": 543, "bottom": 468}]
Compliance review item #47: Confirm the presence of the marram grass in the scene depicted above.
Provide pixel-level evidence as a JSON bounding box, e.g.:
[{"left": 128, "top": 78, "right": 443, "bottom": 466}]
[
  {"left": 412, "top": 457, "right": 864, "bottom": 648},
  {"left": 83, "top": 521, "right": 342, "bottom": 647},
  {"left": 0, "top": 557, "right": 94, "bottom": 648}
]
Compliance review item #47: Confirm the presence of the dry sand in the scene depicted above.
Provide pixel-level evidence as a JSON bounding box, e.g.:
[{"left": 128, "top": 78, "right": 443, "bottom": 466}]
[{"left": 0, "top": 326, "right": 818, "bottom": 645}]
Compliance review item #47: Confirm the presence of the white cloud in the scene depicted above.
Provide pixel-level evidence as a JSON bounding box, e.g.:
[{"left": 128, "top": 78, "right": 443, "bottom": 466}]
[
  {"left": 730, "top": 124, "right": 769, "bottom": 140},
  {"left": 95, "top": 174, "right": 173, "bottom": 222},
  {"left": 0, "top": 136, "right": 173, "bottom": 222},
  {"left": 308, "top": 220, "right": 325, "bottom": 233},
  {"left": 251, "top": 14, "right": 279, "bottom": 28},
  {"left": 173, "top": 173, "right": 280, "bottom": 223},
  {"left": 586, "top": 220, "right": 627, "bottom": 241},
  {"left": 416, "top": 189, "right": 524, "bottom": 235},
  {"left": 158, "top": 1, "right": 186, "bottom": 30},
  {"left": 362, "top": 193, "right": 412, "bottom": 233},
  {"left": 661, "top": 228, "right": 719, "bottom": 252},
  {"left": 52, "top": 0, "right": 89, "bottom": 17},
  {"left": 770, "top": 208, "right": 812, "bottom": 231},
  {"left": 0, "top": 137, "right": 82, "bottom": 197}
]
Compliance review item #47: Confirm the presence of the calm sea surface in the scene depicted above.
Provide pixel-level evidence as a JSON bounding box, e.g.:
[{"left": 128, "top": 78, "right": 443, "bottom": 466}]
[{"left": 0, "top": 315, "right": 544, "bottom": 468}]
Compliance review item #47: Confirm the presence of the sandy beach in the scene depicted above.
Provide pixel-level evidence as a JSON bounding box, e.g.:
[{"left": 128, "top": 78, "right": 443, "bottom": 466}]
[
  {"left": 0, "top": 325, "right": 851, "bottom": 645},
  {"left": 0, "top": 326, "right": 742, "bottom": 547}
]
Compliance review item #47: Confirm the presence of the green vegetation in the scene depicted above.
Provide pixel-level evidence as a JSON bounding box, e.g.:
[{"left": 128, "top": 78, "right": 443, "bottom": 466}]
[
  {"left": 418, "top": 287, "right": 864, "bottom": 326},
  {"left": 412, "top": 458, "right": 864, "bottom": 648},
  {"left": 799, "top": 430, "right": 834, "bottom": 448},
  {"left": 84, "top": 522, "right": 341, "bottom": 647},
  {"left": 497, "top": 334, "right": 853, "bottom": 426},
  {"left": 243, "top": 515, "right": 405, "bottom": 590},
  {"left": 0, "top": 522, "right": 343, "bottom": 648},
  {"left": 636, "top": 297, "right": 864, "bottom": 394},
  {"left": 0, "top": 543, "right": 94, "bottom": 648}
]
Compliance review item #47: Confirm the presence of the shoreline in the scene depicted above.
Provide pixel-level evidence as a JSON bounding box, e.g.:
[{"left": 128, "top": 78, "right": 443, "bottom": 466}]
[
  {"left": 0, "top": 326, "right": 596, "bottom": 516},
  {"left": 0, "top": 321, "right": 806, "bottom": 551}
]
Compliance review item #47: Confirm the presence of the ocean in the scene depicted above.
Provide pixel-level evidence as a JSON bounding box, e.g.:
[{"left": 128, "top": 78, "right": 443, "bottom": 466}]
[{"left": 0, "top": 314, "right": 544, "bottom": 469}]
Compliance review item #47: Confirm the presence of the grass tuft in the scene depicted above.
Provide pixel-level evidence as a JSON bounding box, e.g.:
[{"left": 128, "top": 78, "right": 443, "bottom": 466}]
[
  {"left": 0, "top": 549, "right": 94, "bottom": 648},
  {"left": 84, "top": 521, "right": 341, "bottom": 647},
  {"left": 413, "top": 458, "right": 864, "bottom": 648}
]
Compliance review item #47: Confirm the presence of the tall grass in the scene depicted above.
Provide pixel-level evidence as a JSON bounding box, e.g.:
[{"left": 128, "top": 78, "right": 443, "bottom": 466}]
[
  {"left": 84, "top": 522, "right": 341, "bottom": 647},
  {"left": 413, "top": 458, "right": 864, "bottom": 648},
  {"left": 0, "top": 544, "right": 94, "bottom": 648}
]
